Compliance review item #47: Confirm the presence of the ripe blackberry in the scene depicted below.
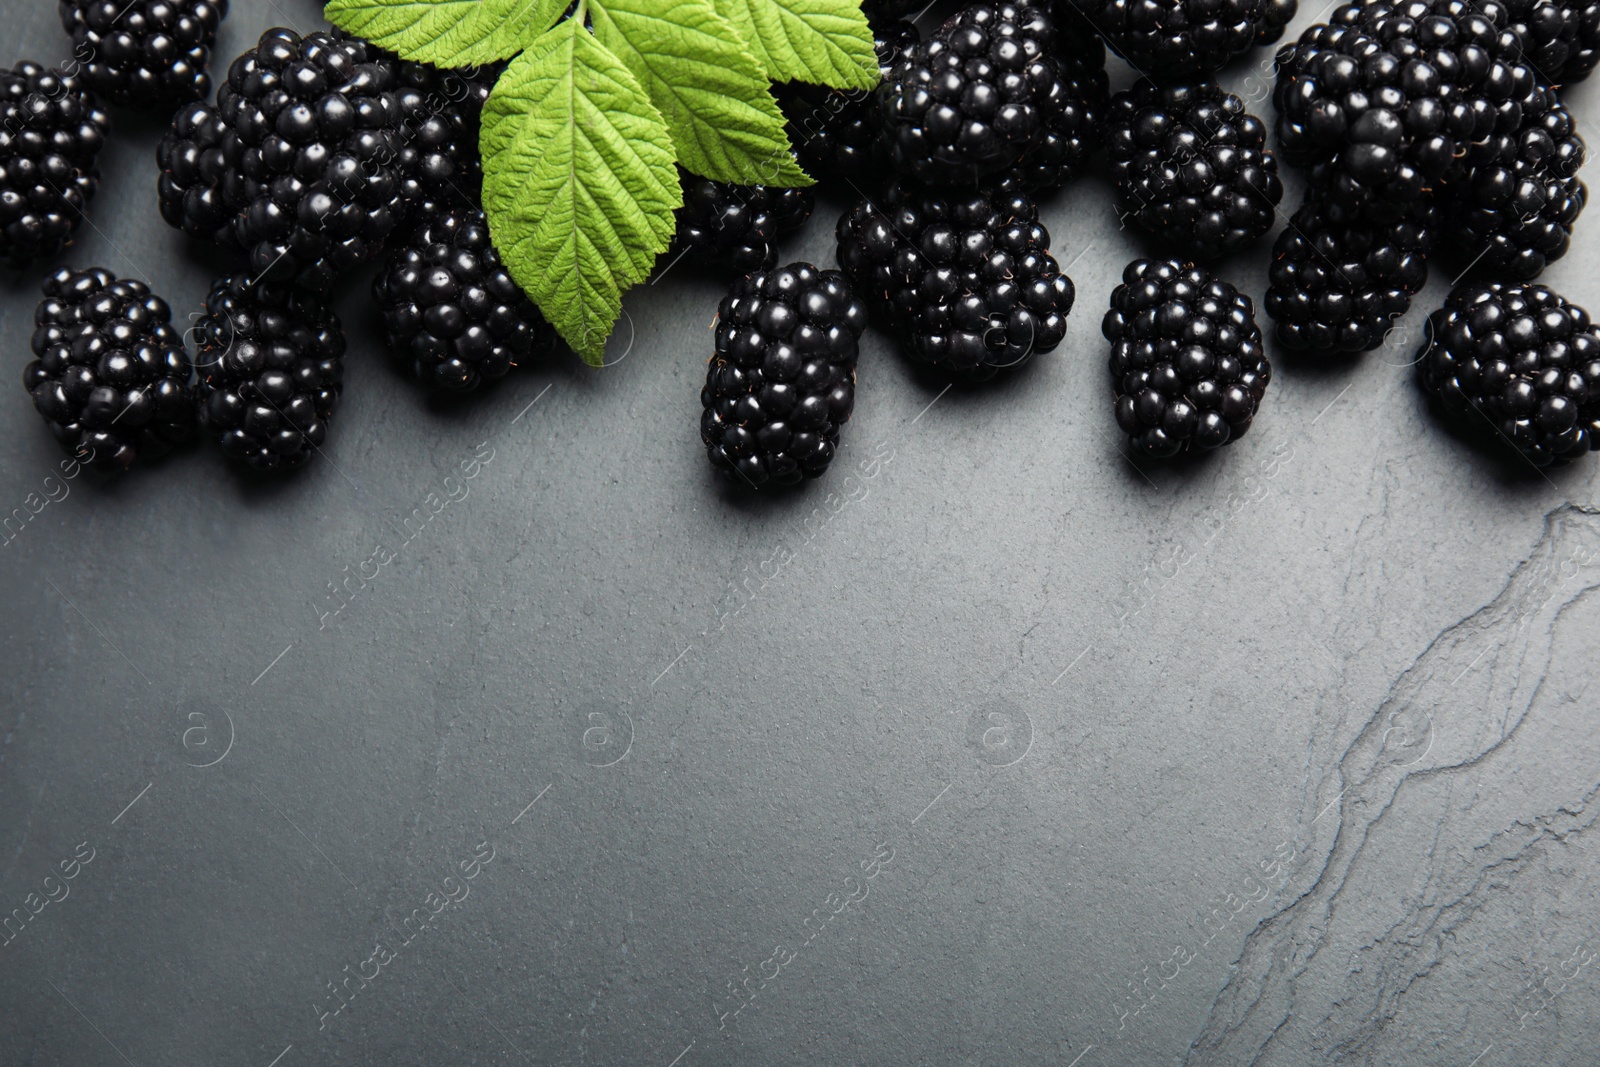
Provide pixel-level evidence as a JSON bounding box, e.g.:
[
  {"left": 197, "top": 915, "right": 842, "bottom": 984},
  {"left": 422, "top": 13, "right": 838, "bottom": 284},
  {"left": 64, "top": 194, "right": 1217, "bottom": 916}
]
[
  {"left": 157, "top": 28, "right": 411, "bottom": 291},
  {"left": 373, "top": 205, "right": 555, "bottom": 393},
  {"left": 877, "top": 2, "right": 1087, "bottom": 189},
  {"left": 0, "top": 63, "right": 110, "bottom": 267},
  {"left": 1418, "top": 281, "right": 1600, "bottom": 465},
  {"left": 1499, "top": 0, "right": 1600, "bottom": 83},
  {"left": 1105, "top": 78, "right": 1283, "bottom": 260},
  {"left": 781, "top": 20, "right": 920, "bottom": 183},
  {"left": 835, "top": 181, "right": 1074, "bottom": 381},
  {"left": 1265, "top": 185, "right": 1438, "bottom": 352},
  {"left": 1442, "top": 82, "right": 1586, "bottom": 281},
  {"left": 22, "top": 267, "right": 194, "bottom": 472},
  {"left": 390, "top": 57, "right": 497, "bottom": 217},
  {"left": 987, "top": 10, "right": 1109, "bottom": 194},
  {"left": 1273, "top": 0, "right": 1532, "bottom": 217},
  {"left": 194, "top": 274, "right": 344, "bottom": 472},
  {"left": 671, "top": 174, "right": 813, "bottom": 274},
  {"left": 700, "top": 262, "right": 867, "bottom": 488},
  {"left": 1104, "top": 259, "right": 1270, "bottom": 457},
  {"left": 1089, "top": 0, "right": 1298, "bottom": 75},
  {"left": 58, "top": 0, "right": 227, "bottom": 109}
]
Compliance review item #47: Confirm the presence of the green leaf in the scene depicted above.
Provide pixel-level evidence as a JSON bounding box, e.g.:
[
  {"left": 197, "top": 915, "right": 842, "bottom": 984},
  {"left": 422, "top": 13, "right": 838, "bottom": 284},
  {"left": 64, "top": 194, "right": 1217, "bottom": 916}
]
[
  {"left": 323, "top": 0, "right": 566, "bottom": 66},
  {"left": 590, "top": 0, "right": 811, "bottom": 186},
  {"left": 709, "top": 0, "right": 878, "bottom": 89},
  {"left": 481, "top": 19, "right": 681, "bottom": 365}
]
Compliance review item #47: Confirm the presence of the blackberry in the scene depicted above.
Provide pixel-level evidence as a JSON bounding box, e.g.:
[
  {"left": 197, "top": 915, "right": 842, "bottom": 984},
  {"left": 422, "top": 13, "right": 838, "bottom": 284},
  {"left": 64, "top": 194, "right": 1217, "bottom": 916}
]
[
  {"left": 372, "top": 205, "right": 555, "bottom": 393},
  {"left": 58, "top": 0, "right": 227, "bottom": 109},
  {"left": 194, "top": 274, "right": 344, "bottom": 472},
  {"left": 0, "top": 63, "right": 110, "bottom": 267},
  {"left": 670, "top": 173, "right": 813, "bottom": 274},
  {"left": 1105, "top": 78, "right": 1283, "bottom": 260},
  {"left": 1265, "top": 185, "right": 1438, "bottom": 352},
  {"left": 1499, "top": 0, "right": 1600, "bottom": 83},
  {"left": 987, "top": 9, "right": 1109, "bottom": 194},
  {"left": 876, "top": 2, "right": 1080, "bottom": 188},
  {"left": 1442, "top": 82, "right": 1586, "bottom": 281},
  {"left": 781, "top": 20, "right": 920, "bottom": 184},
  {"left": 1104, "top": 258, "right": 1271, "bottom": 457},
  {"left": 1418, "top": 281, "right": 1600, "bottom": 465},
  {"left": 835, "top": 181, "right": 1074, "bottom": 381},
  {"left": 1272, "top": 0, "right": 1532, "bottom": 218},
  {"left": 390, "top": 57, "right": 497, "bottom": 218},
  {"left": 157, "top": 28, "right": 411, "bottom": 291},
  {"left": 22, "top": 267, "right": 194, "bottom": 472},
  {"left": 700, "top": 262, "right": 867, "bottom": 488},
  {"left": 1088, "top": 0, "right": 1298, "bottom": 75}
]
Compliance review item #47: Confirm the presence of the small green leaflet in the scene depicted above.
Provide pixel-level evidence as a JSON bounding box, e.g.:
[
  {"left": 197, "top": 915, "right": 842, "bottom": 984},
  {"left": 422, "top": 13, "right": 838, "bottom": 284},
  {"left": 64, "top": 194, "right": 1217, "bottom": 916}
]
[
  {"left": 589, "top": 0, "right": 811, "bottom": 187},
  {"left": 324, "top": 0, "right": 566, "bottom": 65},
  {"left": 711, "top": 0, "right": 878, "bottom": 89},
  {"left": 481, "top": 18, "right": 681, "bottom": 365}
]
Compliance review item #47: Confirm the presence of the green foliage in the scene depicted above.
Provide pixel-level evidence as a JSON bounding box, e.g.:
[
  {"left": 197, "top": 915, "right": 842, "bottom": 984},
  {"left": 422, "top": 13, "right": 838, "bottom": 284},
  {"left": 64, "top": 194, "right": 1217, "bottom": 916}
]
[{"left": 325, "top": 0, "right": 879, "bottom": 364}]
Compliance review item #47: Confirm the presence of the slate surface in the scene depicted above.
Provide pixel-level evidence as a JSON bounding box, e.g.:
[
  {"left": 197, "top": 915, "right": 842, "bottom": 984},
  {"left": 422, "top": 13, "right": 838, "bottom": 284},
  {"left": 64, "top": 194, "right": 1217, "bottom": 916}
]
[{"left": 4, "top": 2, "right": 1600, "bottom": 1064}]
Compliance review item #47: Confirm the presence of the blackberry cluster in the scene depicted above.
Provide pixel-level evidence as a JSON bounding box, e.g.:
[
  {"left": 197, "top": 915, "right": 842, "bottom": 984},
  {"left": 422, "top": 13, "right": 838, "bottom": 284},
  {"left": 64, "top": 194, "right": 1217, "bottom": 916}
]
[
  {"left": 1273, "top": 0, "right": 1532, "bottom": 218},
  {"left": 373, "top": 205, "right": 555, "bottom": 393},
  {"left": 700, "top": 263, "right": 867, "bottom": 488},
  {"left": 836, "top": 181, "right": 1074, "bottom": 381},
  {"left": 157, "top": 28, "right": 412, "bottom": 291},
  {"left": 1499, "top": 0, "right": 1600, "bottom": 83},
  {"left": 1089, "top": 0, "right": 1298, "bottom": 74},
  {"left": 194, "top": 274, "right": 345, "bottom": 472},
  {"left": 1419, "top": 281, "right": 1600, "bottom": 465},
  {"left": 877, "top": 2, "right": 1103, "bottom": 190},
  {"left": 0, "top": 63, "right": 110, "bottom": 267},
  {"left": 1442, "top": 82, "right": 1586, "bottom": 280},
  {"left": 1105, "top": 79, "right": 1283, "bottom": 260},
  {"left": 1105, "top": 259, "right": 1271, "bottom": 457},
  {"left": 1265, "top": 187, "right": 1438, "bottom": 352},
  {"left": 390, "top": 58, "right": 497, "bottom": 219},
  {"left": 58, "top": 0, "right": 227, "bottom": 109},
  {"left": 781, "top": 20, "right": 920, "bottom": 183},
  {"left": 22, "top": 268, "right": 194, "bottom": 472},
  {"left": 671, "top": 174, "right": 813, "bottom": 274}
]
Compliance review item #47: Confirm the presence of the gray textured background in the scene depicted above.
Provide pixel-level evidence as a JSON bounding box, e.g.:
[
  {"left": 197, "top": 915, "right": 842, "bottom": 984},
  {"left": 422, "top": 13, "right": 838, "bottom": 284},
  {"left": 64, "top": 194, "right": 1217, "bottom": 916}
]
[{"left": 4, "top": 1, "right": 1600, "bottom": 1064}]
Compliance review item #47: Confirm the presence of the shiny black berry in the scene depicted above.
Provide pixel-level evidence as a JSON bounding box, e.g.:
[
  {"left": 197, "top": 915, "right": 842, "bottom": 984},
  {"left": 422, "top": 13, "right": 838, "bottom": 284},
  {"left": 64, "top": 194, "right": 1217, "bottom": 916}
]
[
  {"left": 1498, "top": 0, "right": 1600, "bottom": 83},
  {"left": 0, "top": 63, "right": 110, "bottom": 267},
  {"left": 58, "top": 0, "right": 227, "bottom": 109},
  {"left": 194, "top": 274, "right": 344, "bottom": 472},
  {"left": 836, "top": 181, "right": 1073, "bottom": 381},
  {"left": 1106, "top": 78, "right": 1282, "bottom": 260},
  {"left": 157, "top": 28, "right": 411, "bottom": 291},
  {"left": 373, "top": 205, "right": 556, "bottom": 393},
  {"left": 1418, "top": 281, "right": 1600, "bottom": 465},
  {"left": 1091, "top": 0, "right": 1298, "bottom": 74},
  {"left": 701, "top": 263, "right": 867, "bottom": 488},
  {"left": 1265, "top": 183, "right": 1437, "bottom": 352},
  {"left": 1104, "top": 258, "right": 1270, "bottom": 458},
  {"left": 389, "top": 57, "right": 498, "bottom": 219},
  {"left": 781, "top": 20, "right": 919, "bottom": 183},
  {"left": 671, "top": 173, "right": 813, "bottom": 274},
  {"left": 23, "top": 267, "right": 195, "bottom": 472}
]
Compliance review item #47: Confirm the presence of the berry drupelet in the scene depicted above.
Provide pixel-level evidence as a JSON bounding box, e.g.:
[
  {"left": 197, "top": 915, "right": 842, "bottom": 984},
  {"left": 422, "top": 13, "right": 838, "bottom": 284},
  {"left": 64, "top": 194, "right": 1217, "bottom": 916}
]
[
  {"left": 373, "top": 205, "right": 556, "bottom": 393},
  {"left": 700, "top": 263, "right": 868, "bottom": 488},
  {"left": 877, "top": 2, "right": 1097, "bottom": 189},
  {"left": 671, "top": 173, "right": 813, "bottom": 274},
  {"left": 1104, "top": 259, "right": 1271, "bottom": 458},
  {"left": 23, "top": 267, "right": 195, "bottom": 472},
  {"left": 0, "top": 63, "right": 110, "bottom": 267},
  {"left": 58, "top": 0, "right": 228, "bottom": 109},
  {"left": 781, "top": 20, "right": 920, "bottom": 183},
  {"left": 1105, "top": 79, "right": 1283, "bottom": 260},
  {"left": 1418, "top": 281, "right": 1600, "bottom": 465},
  {"left": 836, "top": 181, "right": 1074, "bottom": 381},
  {"left": 194, "top": 274, "right": 344, "bottom": 472},
  {"left": 157, "top": 28, "right": 412, "bottom": 291},
  {"left": 1265, "top": 185, "right": 1438, "bottom": 352},
  {"left": 1442, "top": 82, "right": 1586, "bottom": 281},
  {"left": 1090, "top": 0, "right": 1298, "bottom": 75}
]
